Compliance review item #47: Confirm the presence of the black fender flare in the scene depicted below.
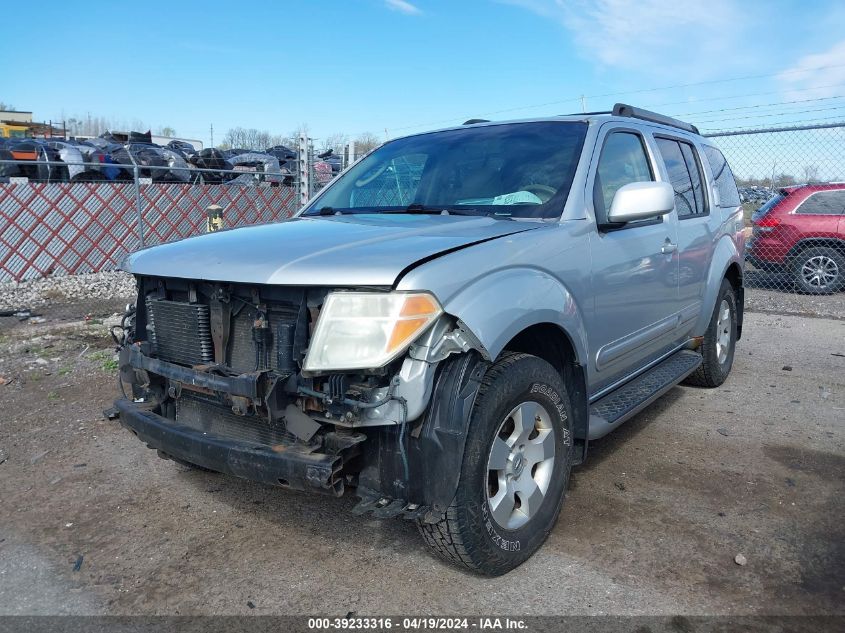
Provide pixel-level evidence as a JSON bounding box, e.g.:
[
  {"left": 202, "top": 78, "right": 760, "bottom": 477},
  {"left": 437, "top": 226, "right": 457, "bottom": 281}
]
[{"left": 410, "top": 351, "right": 489, "bottom": 522}]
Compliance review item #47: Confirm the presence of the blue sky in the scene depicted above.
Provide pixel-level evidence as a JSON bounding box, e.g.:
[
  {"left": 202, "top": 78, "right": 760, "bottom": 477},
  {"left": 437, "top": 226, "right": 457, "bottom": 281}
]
[{"left": 3, "top": 0, "right": 845, "bottom": 148}]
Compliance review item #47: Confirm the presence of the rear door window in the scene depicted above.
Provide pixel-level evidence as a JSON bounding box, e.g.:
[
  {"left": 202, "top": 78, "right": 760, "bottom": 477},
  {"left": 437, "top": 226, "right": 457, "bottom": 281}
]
[
  {"left": 655, "top": 138, "right": 707, "bottom": 218},
  {"left": 701, "top": 145, "right": 741, "bottom": 208},
  {"left": 796, "top": 190, "right": 845, "bottom": 215}
]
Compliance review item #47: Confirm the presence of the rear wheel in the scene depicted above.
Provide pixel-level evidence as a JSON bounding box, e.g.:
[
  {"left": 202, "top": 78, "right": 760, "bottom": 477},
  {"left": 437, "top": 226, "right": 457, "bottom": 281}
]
[
  {"left": 792, "top": 246, "right": 845, "bottom": 294},
  {"left": 418, "top": 352, "right": 573, "bottom": 576},
  {"left": 685, "top": 279, "right": 737, "bottom": 388}
]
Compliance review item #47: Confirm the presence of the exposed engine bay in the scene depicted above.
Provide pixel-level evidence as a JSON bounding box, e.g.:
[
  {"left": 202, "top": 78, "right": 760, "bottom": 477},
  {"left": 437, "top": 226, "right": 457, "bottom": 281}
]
[{"left": 115, "top": 275, "right": 481, "bottom": 515}]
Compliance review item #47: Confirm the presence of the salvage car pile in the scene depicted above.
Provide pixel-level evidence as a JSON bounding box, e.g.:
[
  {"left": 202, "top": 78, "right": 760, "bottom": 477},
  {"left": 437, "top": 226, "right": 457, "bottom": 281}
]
[
  {"left": 738, "top": 185, "right": 775, "bottom": 205},
  {"left": 0, "top": 131, "right": 340, "bottom": 186}
]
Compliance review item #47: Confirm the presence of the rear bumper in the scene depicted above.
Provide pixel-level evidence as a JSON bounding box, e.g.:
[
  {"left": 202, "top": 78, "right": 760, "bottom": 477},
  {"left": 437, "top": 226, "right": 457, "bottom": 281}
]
[
  {"left": 746, "top": 235, "right": 790, "bottom": 266},
  {"left": 114, "top": 398, "right": 345, "bottom": 493}
]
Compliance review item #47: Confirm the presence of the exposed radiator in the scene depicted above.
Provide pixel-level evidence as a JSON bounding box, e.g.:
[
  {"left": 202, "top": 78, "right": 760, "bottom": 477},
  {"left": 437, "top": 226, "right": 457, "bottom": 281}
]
[
  {"left": 146, "top": 298, "right": 214, "bottom": 367},
  {"left": 176, "top": 392, "right": 297, "bottom": 446}
]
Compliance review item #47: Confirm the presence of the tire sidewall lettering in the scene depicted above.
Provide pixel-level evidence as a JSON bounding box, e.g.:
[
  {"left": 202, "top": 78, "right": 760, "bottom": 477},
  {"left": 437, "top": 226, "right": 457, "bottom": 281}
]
[
  {"left": 529, "top": 382, "right": 571, "bottom": 446},
  {"left": 481, "top": 501, "right": 522, "bottom": 552}
]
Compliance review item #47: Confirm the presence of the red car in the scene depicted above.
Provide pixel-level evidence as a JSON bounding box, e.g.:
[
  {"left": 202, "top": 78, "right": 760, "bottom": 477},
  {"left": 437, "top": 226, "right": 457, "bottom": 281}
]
[{"left": 746, "top": 183, "right": 845, "bottom": 293}]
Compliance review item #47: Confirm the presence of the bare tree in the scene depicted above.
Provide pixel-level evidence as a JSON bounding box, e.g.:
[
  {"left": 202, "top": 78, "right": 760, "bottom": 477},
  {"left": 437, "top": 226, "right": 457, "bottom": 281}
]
[
  {"left": 157, "top": 126, "right": 177, "bottom": 137},
  {"left": 319, "top": 132, "right": 348, "bottom": 153},
  {"left": 803, "top": 164, "right": 820, "bottom": 183},
  {"left": 222, "top": 127, "right": 274, "bottom": 150},
  {"left": 774, "top": 173, "right": 796, "bottom": 187},
  {"left": 0, "top": 101, "right": 15, "bottom": 111},
  {"left": 354, "top": 132, "right": 381, "bottom": 153}
]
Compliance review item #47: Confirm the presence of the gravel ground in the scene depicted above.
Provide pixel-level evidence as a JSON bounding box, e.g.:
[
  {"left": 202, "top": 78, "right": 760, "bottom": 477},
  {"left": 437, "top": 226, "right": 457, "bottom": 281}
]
[
  {"left": 0, "top": 299, "right": 842, "bottom": 617},
  {"left": 0, "top": 271, "right": 136, "bottom": 312},
  {"left": 745, "top": 266, "right": 845, "bottom": 320}
]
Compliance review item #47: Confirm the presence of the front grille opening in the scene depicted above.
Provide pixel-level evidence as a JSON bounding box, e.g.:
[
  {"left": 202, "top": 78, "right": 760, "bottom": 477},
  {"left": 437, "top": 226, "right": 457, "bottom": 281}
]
[{"left": 141, "top": 279, "right": 308, "bottom": 373}]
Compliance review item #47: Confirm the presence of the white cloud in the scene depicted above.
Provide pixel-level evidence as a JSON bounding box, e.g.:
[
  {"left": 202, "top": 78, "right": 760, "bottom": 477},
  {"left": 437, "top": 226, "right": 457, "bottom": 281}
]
[
  {"left": 385, "top": 0, "right": 422, "bottom": 15},
  {"left": 500, "top": 0, "right": 745, "bottom": 75},
  {"left": 778, "top": 40, "right": 845, "bottom": 99}
]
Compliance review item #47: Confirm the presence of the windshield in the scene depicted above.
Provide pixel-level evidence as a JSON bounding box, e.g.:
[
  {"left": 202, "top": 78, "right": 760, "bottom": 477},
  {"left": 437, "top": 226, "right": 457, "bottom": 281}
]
[{"left": 303, "top": 121, "right": 588, "bottom": 219}]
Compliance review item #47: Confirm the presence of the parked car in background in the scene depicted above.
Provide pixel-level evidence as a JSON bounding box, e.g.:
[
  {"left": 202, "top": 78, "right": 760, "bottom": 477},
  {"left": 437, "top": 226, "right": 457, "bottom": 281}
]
[
  {"left": 113, "top": 104, "right": 745, "bottom": 575},
  {"left": 747, "top": 183, "right": 845, "bottom": 293}
]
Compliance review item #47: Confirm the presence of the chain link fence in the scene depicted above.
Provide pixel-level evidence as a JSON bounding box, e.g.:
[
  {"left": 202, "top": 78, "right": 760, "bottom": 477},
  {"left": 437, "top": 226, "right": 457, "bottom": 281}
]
[{"left": 705, "top": 122, "right": 845, "bottom": 318}]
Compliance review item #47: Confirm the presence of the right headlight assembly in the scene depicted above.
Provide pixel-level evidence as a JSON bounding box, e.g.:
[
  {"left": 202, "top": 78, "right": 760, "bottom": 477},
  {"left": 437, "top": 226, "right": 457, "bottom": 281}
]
[{"left": 303, "top": 291, "right": 443, "bottom": 372}]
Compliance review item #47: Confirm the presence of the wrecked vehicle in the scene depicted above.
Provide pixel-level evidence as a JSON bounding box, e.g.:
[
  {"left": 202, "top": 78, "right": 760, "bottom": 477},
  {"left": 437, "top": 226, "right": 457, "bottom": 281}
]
[
  {"left": 113, "top": 104, "right": 745, "bottom": 575},
  {"left": 227, "top": 151, "right": 284, "bottom": 185}
]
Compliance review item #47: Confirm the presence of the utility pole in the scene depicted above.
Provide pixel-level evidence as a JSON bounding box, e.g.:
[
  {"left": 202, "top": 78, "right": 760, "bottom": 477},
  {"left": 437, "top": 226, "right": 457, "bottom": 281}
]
[
  {"left": 580, "top": 95, "right": 587, "bottom": 113},
  {"left": 210, "top": 123, "right": 214, "bottom": 148}
]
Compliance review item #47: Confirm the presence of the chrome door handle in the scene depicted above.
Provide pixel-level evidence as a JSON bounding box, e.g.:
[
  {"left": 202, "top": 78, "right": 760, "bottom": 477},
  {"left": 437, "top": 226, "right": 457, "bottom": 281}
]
[{"left": 661, "top": 241, "right": 677, "bottom": 254}]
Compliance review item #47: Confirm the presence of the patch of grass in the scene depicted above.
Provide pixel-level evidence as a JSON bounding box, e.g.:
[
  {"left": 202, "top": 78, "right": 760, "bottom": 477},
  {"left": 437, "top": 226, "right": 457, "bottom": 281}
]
[
  {"left": 86, "top": 349, "right": 118, "bottom": 371},
  {"left": 58, "top": 366, "right": 73, "bottom": 376},
  {"left": 742, "top": 202, "right": 757, "bottom": 226},
  {"left": 48, "top": 391, "right": 60, "bottom": 401},
  {"left": 86, "top": 319, "right": 103, "bottom": 326}
]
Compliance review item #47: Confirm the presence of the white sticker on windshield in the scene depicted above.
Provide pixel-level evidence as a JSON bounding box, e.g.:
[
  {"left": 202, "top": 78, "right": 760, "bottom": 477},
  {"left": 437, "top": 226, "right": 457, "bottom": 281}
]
[{"left": 490, "top": 191, "right": 543, "bottom": 205}]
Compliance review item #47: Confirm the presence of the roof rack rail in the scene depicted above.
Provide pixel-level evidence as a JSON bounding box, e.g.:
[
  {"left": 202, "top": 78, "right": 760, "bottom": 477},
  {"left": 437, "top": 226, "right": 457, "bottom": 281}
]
[
  {"left": 612, "top": 103, "right": 699, "bottom": 134},
  {"left": 463, "top": 118, "right": 490, "bottom": 125},
  {"left": 558, "top": 110, "right": 612, "bottom": 117}
]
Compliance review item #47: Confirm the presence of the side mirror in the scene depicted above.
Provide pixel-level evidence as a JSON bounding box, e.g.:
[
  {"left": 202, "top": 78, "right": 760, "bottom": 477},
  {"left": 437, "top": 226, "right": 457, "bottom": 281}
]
[{"left": 607, "top": 181, "right": 675, "bottom": 224}]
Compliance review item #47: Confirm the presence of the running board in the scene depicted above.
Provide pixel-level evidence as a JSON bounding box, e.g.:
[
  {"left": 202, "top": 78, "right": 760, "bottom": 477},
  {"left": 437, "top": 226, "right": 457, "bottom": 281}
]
[{"left": 588, "top": 350, "right": 702, "bottom": 440}]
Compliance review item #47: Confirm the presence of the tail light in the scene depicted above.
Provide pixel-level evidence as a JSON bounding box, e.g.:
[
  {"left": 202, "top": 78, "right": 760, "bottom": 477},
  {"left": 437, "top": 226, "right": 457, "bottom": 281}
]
[{"left": 755, "top": 214, "right": 780, "bottom": 233}]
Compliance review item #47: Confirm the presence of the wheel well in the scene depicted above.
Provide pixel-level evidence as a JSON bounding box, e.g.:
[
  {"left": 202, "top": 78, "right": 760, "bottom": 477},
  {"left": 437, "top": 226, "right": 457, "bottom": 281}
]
[
  {"left": 788, "top": 238, "right": 845, "bottom": 259},
  {"left": 501, "top": 323, "right": 589, "bottom": 462},
  {"left": 724, "top": 261, "right": 742, "bottom": 292},
  {"left": 500, "top": 323, "right": 576, "bottom": 374},
  {"left": 724, "top": 262, "right": 744, "bottom": 341}
]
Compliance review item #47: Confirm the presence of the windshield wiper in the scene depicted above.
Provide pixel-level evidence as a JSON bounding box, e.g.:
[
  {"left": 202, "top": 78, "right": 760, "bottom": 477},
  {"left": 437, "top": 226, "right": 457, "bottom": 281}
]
[{"left": 376, "top": 204, "right": 477, "bottom": 215}]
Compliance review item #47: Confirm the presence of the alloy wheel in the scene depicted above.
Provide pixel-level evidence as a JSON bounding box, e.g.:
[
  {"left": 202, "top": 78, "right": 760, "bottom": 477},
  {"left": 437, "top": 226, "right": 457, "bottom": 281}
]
[{"left": 486, "top": 401, "right": 556, "bottom": 530}]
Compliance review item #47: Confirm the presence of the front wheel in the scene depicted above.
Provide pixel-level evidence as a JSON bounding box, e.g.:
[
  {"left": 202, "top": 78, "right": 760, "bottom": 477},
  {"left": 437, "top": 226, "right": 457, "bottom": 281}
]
[{"left": 418, "top": 352, "right": 573, "bottom": 576}]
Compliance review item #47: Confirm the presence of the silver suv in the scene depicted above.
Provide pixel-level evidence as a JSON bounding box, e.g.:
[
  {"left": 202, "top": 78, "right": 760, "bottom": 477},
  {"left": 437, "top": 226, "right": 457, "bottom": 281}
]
[{"left": 114, "top": 104, "right": 745, "bottom": 576}]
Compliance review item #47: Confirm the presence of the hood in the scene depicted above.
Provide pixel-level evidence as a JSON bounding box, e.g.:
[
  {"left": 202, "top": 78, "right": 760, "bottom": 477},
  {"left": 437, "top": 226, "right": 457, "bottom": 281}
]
[{"left": 124, "top": 214, "right": 539, "bottom": 286}]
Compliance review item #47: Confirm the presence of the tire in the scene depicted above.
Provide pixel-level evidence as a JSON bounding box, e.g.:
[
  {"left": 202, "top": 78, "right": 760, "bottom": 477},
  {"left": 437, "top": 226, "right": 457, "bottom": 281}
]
[
  {"left": 685, "top": 279, "right": 737, "bottom": 388},
  {"left": 418, "top": 352, "right": 574, "bottom": 576},
  {"left": 791, "top": 246, "right": 845, "bottom": 295}
]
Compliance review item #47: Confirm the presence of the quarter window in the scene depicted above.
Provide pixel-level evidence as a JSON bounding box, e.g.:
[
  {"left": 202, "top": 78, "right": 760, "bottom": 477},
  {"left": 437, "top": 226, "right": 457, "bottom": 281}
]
[
  {"left": 656, "top": 138, "right": 708, "bottom": 218},
  {"left": 796, "top": 190, "right": 845, "bottom": 215},
  {"left": 701, "top": 145, "right": 741, "bottom": 207},
  {"left": 593, "top": 132, "right": 653, "bottom": 221}
]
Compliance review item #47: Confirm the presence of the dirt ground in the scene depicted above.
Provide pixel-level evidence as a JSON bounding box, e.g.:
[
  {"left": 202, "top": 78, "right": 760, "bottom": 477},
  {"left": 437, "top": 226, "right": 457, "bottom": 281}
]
[{"left": 0, "top": 299, "right": 843, "bottom": 616}]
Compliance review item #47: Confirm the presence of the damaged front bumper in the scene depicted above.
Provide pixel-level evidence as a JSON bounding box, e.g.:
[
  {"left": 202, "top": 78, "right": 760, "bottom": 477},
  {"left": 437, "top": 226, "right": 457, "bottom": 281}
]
[{"left": 114, "top": 398, "right": 365, "bottom": 494}]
